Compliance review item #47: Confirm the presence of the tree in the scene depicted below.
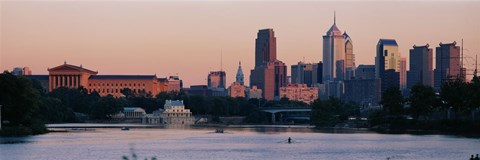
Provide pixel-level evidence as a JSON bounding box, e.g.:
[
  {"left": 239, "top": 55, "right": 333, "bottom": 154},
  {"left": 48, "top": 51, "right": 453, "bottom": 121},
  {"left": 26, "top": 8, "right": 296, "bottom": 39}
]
[
  {"left": 0, "top": 71, "right": 46, "bottom": 135},
  {"left": 440, "top": 79, "right": 470, "bottom": 117},
  {"left": 381, "top": 86, "right": 404, "bottom": 117},
  {"left": 91, "top": 95, "right": 124, "bottom": 119},
  {"left": 408, "top": 84, "right": 438, "bottom": 119}
]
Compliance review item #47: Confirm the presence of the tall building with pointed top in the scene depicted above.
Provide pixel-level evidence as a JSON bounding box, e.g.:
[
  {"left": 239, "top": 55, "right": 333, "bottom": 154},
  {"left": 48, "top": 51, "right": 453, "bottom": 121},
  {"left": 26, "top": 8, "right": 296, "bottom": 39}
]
[
  {"left": 250, "top": 29, "right": 287, "bottom": 100},
  {"left": 236, "top": 61, "right": 244, "bottom": 85},
  {"left": 323, "top": 13, "right": 347, "bottom": 82},
  {"left": 344, "top": 32, "right": 355, "bottom": 69}
]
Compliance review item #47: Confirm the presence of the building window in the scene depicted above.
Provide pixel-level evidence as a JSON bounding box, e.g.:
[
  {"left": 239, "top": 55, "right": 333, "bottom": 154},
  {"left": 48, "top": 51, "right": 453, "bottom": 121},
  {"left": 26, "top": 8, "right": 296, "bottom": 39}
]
[
  {"left": 143, "top": 83, "right": 145, "bottom": 86},
  {"left": 103, "top": 89, "right": 105, "bottom": 93},
  {"left": 134, "top": 83, "right": 136, "bottom": 86},
  {"left": 107, "top": 83, "right": 109, "bottom": 86},
  {"left": 116, "top": 84, "right": 118, "bottom": 86},
  {"left": 116, "top": 89, "right": 118, "bottom": 93},
  {"left": 120, "top": 84, "right": 123, "bottom": 86},
  {"left": 89, "top": 84, "right": 91, "bottom": 86},
  {"left": 129, "top": 84, "right": 131, "bottom": 86}
]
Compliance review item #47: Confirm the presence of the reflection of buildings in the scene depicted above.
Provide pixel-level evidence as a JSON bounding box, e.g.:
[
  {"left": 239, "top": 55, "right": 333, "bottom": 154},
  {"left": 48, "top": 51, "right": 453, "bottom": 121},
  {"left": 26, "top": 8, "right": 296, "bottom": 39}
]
[
  {"left": 279, "top": 84, "right": 318, "bottom": 104},
  {"left": 25, "top": 62, "right": 182, "bottom": 97}
]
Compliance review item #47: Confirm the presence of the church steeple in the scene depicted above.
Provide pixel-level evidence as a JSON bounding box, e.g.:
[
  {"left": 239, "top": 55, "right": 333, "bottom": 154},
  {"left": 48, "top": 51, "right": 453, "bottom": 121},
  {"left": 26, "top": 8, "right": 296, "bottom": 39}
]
[{"left": 236, "top": 61, "right": 244, "bottom": 85}]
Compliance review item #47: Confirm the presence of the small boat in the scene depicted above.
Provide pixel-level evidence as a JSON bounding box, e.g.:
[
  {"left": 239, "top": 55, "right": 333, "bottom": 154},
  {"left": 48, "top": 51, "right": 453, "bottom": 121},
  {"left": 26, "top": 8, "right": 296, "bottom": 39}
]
[
  {"left": 215, "top": 129, "right": 224, "bottom": 133},
  {"left": 121, "top": 127, "right": 130, "bottom": 131}
]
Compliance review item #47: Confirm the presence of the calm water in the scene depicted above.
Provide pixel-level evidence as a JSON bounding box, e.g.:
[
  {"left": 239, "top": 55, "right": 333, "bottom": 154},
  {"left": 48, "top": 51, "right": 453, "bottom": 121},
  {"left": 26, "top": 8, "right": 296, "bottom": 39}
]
[{"left": 1, "top": 127, "right": 479, "bottom": 160}]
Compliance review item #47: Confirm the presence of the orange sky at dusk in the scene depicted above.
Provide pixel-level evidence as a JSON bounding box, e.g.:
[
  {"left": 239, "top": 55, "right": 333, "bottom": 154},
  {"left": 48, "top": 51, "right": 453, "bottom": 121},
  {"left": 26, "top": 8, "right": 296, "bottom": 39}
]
[{"left": 1, "top": 1, "right": 479, "bottom": 87}]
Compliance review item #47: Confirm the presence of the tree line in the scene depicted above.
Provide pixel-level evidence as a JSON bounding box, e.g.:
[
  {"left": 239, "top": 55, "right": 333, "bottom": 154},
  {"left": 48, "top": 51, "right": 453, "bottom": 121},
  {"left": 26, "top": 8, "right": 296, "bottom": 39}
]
[{"left": 0, "top": 71, "right": 310, "bottom": 136}]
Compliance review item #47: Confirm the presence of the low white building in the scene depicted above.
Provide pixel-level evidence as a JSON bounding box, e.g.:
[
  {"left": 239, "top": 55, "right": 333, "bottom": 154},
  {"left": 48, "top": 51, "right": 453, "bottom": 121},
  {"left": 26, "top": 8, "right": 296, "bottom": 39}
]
[{"left": 160, "top": 100, "right": 194, "bottom": 125}]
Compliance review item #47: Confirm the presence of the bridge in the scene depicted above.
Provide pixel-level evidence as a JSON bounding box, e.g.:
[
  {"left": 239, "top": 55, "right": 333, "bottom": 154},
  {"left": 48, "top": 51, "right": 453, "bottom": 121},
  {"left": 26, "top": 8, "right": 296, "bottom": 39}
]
[{"left": 259, "top": 107, "right": 312, "bottom": 124}]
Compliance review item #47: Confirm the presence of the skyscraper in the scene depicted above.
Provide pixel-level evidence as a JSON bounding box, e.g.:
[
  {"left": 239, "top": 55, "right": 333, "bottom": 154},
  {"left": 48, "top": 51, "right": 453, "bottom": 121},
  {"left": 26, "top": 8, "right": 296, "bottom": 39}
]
[
  {"left": 400, "top": 57, "right": 407, "bottom": 91},
  {"left": 208, "top": 71, "right": 226, "bottom": 89},
  {"left": 375, "top": 39, "right": 401, "bottom": 92},
  {"left": 255, "top": 29, "right": 276, "bottom": 67},
  {"left": 344, "top": 32, "right": 355, "bottom": 69},
  {"left": 236, "top": 61, "right": 244, "bottom": 85},
  {"left": 434, "top": 42, "right": 461, "bottom": 91},
  {"left": 323, "top": 13, "right": 346, "bottom": 82},
  {"left": 291, "top": 61, "right": 322, "bottom": 87},
  {"left": 407, "top": 44, "right": 433, "bottom": 89},
  {"left": 250, "top": 29, "right": 287, "bottom": 100}
]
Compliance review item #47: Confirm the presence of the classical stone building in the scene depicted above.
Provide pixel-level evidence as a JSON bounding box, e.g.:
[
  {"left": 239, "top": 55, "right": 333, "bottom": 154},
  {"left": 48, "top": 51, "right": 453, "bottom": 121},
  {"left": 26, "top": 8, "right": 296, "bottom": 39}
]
[{"left": 28, "top": 62, "right": 182, "bottom": 97}]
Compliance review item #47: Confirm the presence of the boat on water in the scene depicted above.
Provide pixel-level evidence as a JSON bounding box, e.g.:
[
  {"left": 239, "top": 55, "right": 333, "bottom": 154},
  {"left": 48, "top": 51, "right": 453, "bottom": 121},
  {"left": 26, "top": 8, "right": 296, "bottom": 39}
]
[
  {"left": 121, "top": 127, "right": 130, "bottom": 131},
  {"left": 215, "top": 129, "right": 224, "bottom": 133}
]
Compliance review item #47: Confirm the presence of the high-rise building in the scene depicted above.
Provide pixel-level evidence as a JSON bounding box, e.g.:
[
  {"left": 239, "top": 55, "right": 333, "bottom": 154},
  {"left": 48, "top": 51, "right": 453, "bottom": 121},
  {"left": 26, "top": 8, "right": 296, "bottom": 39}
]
[
  {"left": 407, "top": 44, "right": 434, "bottom": 89},
  {"left": 376, "top": 39, "right": 401, "bottom": 92},
  {"left": 208, "top": 71, "right": 226, "bottom": 89},
  {"left": 399, "top": 57, "right": 407, "bottom": 91},
  {"left": 255, "top": 29, "right": 276, "bottom": 67},
  {"left": 344, "top": 32, "right": 355, "bottom": 69},
  {"left": 434, "top": 42, "right": 462, "bottom": 91},
  {"left": 236, "top": 61, "right": 244, "bottom": 85},
  {"left": 355, "top": 65, "right": 375, "bottom": 80},
  {"left": 250, "top": 29, "right": 287, "bottom": 100},
  {"left": 291, "top": 62, "right": 322, "bottom": 87},
  {"left": 344, "top": 78, "right": 381, "bottom": 105},
  {"left": 323, "top": 13, "right": 346, "bottom": 82}
]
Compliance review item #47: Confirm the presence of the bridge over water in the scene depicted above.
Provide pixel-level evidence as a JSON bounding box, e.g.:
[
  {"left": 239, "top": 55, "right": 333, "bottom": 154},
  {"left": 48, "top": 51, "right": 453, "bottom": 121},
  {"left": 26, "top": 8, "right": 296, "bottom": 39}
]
[{"left": 258, "top": 107, "right": 312, "bottom": 124}]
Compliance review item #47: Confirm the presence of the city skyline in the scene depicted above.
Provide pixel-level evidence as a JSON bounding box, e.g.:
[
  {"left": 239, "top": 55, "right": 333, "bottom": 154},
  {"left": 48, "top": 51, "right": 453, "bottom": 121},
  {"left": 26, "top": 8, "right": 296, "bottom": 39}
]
[{"left": 1, "top": 1, "right": 480, "bottom": 87}]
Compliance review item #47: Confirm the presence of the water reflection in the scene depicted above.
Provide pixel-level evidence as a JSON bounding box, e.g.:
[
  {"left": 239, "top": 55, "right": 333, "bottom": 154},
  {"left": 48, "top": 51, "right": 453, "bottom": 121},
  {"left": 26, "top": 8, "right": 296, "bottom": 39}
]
[{"left": 0, "top": 127, "right": 479, "bottom": 160}]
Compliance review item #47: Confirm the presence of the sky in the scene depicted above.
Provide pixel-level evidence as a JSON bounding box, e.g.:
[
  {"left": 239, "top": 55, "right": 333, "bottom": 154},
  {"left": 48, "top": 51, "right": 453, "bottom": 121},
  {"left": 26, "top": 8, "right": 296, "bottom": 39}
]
[{"left": 1, "top": 0, "right": 479, "bottom": 87}]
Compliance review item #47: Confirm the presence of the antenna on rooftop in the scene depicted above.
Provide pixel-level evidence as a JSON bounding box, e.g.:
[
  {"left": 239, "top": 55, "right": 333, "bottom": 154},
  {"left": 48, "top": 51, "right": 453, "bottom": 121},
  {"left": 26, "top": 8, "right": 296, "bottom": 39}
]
[
  {"left": 334, "top": 11, "right": 336, "bottom": 25},
  {"left": 220, "top": 48, "right": 223, "bottom": 72}
]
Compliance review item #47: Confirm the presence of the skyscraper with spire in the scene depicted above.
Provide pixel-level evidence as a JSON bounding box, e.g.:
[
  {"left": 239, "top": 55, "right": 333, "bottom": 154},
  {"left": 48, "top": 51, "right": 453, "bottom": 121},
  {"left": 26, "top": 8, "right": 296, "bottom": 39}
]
[
  {"left": 236, "top": 61, "right": 244, "bottom": 85},
  {"left": 323, "top": 12, "right": 352, "bottom": 82}
]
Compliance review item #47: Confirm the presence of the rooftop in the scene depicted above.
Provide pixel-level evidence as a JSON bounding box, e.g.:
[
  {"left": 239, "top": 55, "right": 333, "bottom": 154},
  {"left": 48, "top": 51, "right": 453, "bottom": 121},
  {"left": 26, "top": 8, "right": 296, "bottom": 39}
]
[
  {"left": 89, "top": 75, "right": 156, "bottom": 80},
  {"left": 378, "top": 39, "right": 398, "bottom": 46}
]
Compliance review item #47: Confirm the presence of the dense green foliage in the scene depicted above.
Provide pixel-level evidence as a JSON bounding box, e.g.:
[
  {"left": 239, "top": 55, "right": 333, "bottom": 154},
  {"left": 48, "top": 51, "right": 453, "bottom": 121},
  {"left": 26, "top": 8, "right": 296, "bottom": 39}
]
[
  {"left": 369, "top": 76, "right": 480, "bottom": 133},
  {"left": 310, "top": 97, "right": 360, "bottom": 127},
  {"left": 0, "top": 72, "right": 47, "bottom": 136}
]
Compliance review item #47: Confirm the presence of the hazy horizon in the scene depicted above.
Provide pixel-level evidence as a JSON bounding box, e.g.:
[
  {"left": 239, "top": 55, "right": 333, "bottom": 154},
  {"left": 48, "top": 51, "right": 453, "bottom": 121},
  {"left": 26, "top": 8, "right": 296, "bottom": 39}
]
[{"left": 1, "top": 1, "right": 479, "bottom": 87}]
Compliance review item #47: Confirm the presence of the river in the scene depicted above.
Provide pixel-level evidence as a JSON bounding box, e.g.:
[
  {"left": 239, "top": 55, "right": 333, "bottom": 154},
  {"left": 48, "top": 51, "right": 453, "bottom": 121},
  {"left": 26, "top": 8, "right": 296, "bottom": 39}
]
[{"left": 1, "top": 127, "right": 479, "bottom": 160}]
